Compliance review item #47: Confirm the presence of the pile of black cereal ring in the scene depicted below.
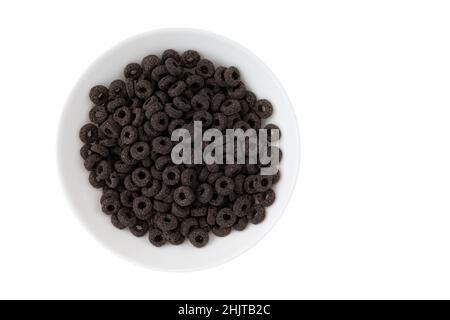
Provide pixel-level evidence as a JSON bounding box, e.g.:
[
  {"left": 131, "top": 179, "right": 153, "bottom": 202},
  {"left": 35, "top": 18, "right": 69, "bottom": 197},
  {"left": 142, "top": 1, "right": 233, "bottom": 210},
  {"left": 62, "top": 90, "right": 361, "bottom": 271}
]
[{"left": 79, "top": 49, "right": 281, "bottom": 248}]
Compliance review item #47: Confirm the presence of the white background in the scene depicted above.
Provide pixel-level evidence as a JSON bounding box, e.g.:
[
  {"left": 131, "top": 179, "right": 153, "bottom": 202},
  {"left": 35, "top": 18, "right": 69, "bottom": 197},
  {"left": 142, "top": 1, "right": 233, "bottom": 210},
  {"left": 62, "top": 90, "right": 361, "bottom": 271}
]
[{"left": 0, "top": 0, "right": 449, "bottom": 299}]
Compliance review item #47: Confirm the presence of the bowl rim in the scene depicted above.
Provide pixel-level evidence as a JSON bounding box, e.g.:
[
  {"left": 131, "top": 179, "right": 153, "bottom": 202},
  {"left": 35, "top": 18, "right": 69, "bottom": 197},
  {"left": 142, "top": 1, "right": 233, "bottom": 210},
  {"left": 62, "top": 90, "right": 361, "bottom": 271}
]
[{"left": 57, "top": 27, "right": 301, "bottom": 272}]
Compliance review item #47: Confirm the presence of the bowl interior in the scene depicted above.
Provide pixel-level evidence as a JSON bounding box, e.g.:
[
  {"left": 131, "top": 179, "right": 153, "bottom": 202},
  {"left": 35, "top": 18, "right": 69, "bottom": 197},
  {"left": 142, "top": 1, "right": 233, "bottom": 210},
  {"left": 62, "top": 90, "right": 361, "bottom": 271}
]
[{"left": 58, "top": 29, "right": 300, "bottom": 271}]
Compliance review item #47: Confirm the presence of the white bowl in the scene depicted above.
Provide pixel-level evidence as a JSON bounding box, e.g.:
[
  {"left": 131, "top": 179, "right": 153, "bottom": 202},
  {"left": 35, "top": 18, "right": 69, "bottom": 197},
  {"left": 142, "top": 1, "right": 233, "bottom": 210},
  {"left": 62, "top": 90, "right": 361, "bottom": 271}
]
[{"left": 58, "top": 28, "right": 300, "bottom": 271}]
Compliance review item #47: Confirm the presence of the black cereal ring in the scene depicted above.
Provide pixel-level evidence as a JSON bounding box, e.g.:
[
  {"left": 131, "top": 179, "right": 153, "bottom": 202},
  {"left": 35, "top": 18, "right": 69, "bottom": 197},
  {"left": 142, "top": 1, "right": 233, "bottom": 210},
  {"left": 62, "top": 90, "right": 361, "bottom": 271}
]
[
  {"left": 173, "top": 186, "right": 195, "bottom": 207},
  {"left": 206, "top": 207, "right": 217, "bottom": 226},
  {"left": 131, "top": 107, "right": 145, "bottom": 127},
  {"left": 154, "top": 155, "right": 171, "bottom": 171},
  {"left": 91, "top": 143, "right": 109, "bottom": 157},
  {"left": 107, "top": 98, "right": 128, "bottom": 113},
  {"left": 188, "top": 228, "right": 209, "bottom": 248},
  {"left": 150, "top": 166, "right": 163, "bottom": 181},
  {"left": 215, "top": 176, "right": 235, "bottom": 196},
  {"left": 155, "top": 183, "right": 172, "bottom": 201},
  {"left": 120, "top": 146, "right": 138, "bottom": 165},
  {"left": 254, "top": 99, "right": 273, "bottom": 119},
  {"left": 227, "top": 82, "right": 247, "bottom": 99},
  {"left": 162, "top": 49, "right": 181, "bottom": 62},
  {"left": 249, "top": 204, "right": 266, "bottom": 224},
  {"left": 220, "top": 99, "right": 241, "bottom": 116},
  {"left": 205, "top": 78, "right": 220, "bottom": 93},
  {"left": 198, "top": 87, "right": 214, "bottom": 99},
  {"left": 124, "top": 63, "right": 143, "bottom": 80},
  {"left": 227, "top": 113, "right": 241, "bottom": 128},
  {"left": 130, "top": 141, "right": 150, "bottom": 160},
  {"left": 216, "top": 208, "right": 236, "bottom": 228},
  {"left": 210, "top": 191, "right": 225, "bottom": 206},
  {"left": 99, "top": 119, "right": 120, "bottom": 139},
  {"left": 214, "top": 66, "right": 227, "bottom": 87},
  {"left": 120, "top": 125, "right": 138, "bottom": 145},
  {"left": 148, "top": 228, "right": 166, "bottom": 247},
  {"left": 143, "top": 121, "right": 160, "bottom": 137},
  {"left": 114, "top": 160, "right": 133, "bottom": 174},
  {"left": 171, "top": 203, "right": 190, "bottom": 219},
  {"left": 124, "top": 174, "right": 140, "bottom": 192},
  {"left": 150, "top": 111, "right": 169, "bottom": 131},
  {"left": 142, "top": 179, "right": 162, "bottom": 198},
  {"left": 109, "top": 79, "right": 127, "bottom": 99},
  {"left": 155, "top": 214, "right": 178, "bottom": 231},
  {"left": 89, "top": 85, "right": 109, "bottom": 105},
  {"left": 193, "top": 110, "right": 213, "bottom": 128},
  {"left": 164, "top": 103, "right": 183, "bottom": 119},
  {"left": 195, "top": 59, "right": 215, "bottom": 78},
  {"left": 197, "top": 183, "right": 213, "bottom": 204},
  {"left": 101, "top": 197, "right": 121, "bottom": 215},
  {"left": 154, "top": 90, "right": 170, "bottom": 104},
  {"left": 168, "top": 81, "right": 187, "bottom": 97},
  {"left": 212, "top": 113, "right": 227, "bottom": 131},
  {"left": 244, "top": 112, "right": 261, "bottom": 129},
  {"left": 234, "top": 174, "right": 246, "bottom": 194},
  {"left": 191, "top": 207, "right": 207, "bottom": 217},
  {"left": 158, "top": 74, "right": 177, "bottom": 91},
  {"left": 105, "top": 171, "right": 120, "bottom": 189},
  {"left": 95, "top": 160, "right": 111, "bottom": 180},
  {"left": 142, "top": 54, "right": 161, "bottom": 75},
  {"left": 131, "top": 167, "right": 151, "bottom": 187},
  {"left": 211, "top": 93, "right": 226, "bottom": 112},
  {"left": 133, "top": 196, "right": 153, "bottom": 219},
  {"left": 243, "top": 175, "right": 259, "bottom": 194},
  {"left": 143, "top": 97, "right": 163, "bottom": 118},
  {"left": 125, "top": 79, "right": 136, "bottom": 99},
  {"left": 117, "top": 207, "right": 137, "bottom": 227},
  {"left": 163, "top": 230, "right": 185, "bottom": 245},
  {"left": 191, "top": 94, "right": 210, "bottom": 111},
  {"left": 165, "top": 57, "right": 183, "bottom": 76},
  {"left": 162, "top": 166, "right": 181, "bottom": 186},
  {"left": 212, "top": 226, "right": 231, "bottom": 237},
  {"left": 84, "top": 153, "right": 102, "bottom": 171},
  {"left": 207, "top": 172, "right": 223, "bottom": 185},
  {"left": 113, "top": 106, "right": 131, "bottom": 126},
  {"left": 130, "top": 219, "right": 149, "bottom": 237},
  {"left": 168, "top": 119, "right": 185, "bottom": 135},
  {"left": 224, "top": 164, "right": 242, "bottom": 178},
  {"left": 89, "top": 171, "right": 105, "bottom": 188},
  {"left": 233, "top": 120, "right": 251, "bottom": 131},
  {"left": 153, "top": 200, "right": 170, "bottom": 213},
  {"left": 173, "top": 96, "right": 191, "bottom": 112},
  {"left": 151, "top": 65, "right": 168, "bottom": 82},
  {"left": 120, "top": 190, "right": 136, "bottom": 208},
  {"left": 256, "top": 175, "right": 273, "bottom": 192},
  {"left": 181, "top": 168, "right": 197, "bottom": 187},
  {"left": 255, "top": 189, "right": 276, "bottom": 207},
  {"left": 239, "top": 100, "right": 250, "bottom": 117},
  {"left": 206, "top": 164, "right": 220, "bottom": 173},
  {"left": 180, "top": 217, "right": 198, "bottom": 237},
  {"left": 130, "top": 98, "right": 143, "bottom": 108},
  {"left": 152, "top": 137, "right": 172, "bottom": 155},
  {"left": 245, "top": 90, "right": 257, "bottom": 107},
  {"left": 224, "top": 66, "right": 241, "bottom": 87},
  {"left": 181, "top": 50, "right": 200, "bottom": 68},
  {"left": 233, "top": 195, "right": 253, "bottom": 217},
  {"left": 79, "top": 123, "right": 98, "bottom": 144},
  {"left": 245, "top": 164, "right": 260, "bottom": 175},
  {"left": 135, "top": 80, "right": 154, "bottom": 100},
  {"left": 80, "top": 144, "right": 92, "bottom": 160},
  {"left": 111, "top": 213, "right": 126, "bottom": 230},
  {"left": 198, "top": 167, "right": 210, "bottom": 183},
  {"left": 186, "top": 74, "right": 204, "bottom": 92},
  {"left": 101, "top": 189, "right": 120, "bottom": 203},
  {"left": 233, "top": 217, "right": 248, "bottom": 231},
  {"left": 89, "top": 105, "right": 108, "bottom": 124}
]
